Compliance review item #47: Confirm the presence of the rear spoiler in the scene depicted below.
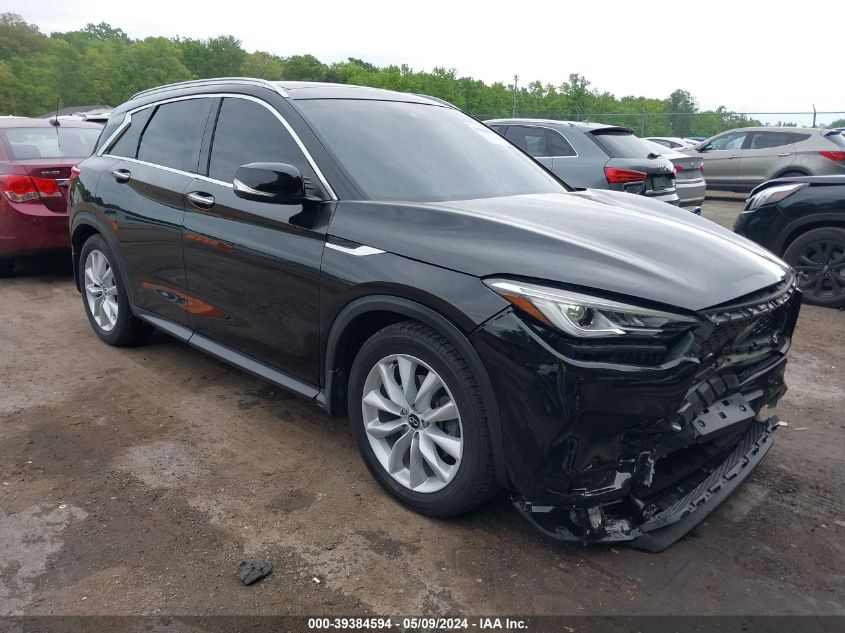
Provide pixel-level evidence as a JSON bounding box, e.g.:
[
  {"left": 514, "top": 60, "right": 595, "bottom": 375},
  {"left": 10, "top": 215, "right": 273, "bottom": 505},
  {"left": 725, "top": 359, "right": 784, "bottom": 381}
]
[{"left": 590, "top": 126, "right": 636, "bottom": 135}]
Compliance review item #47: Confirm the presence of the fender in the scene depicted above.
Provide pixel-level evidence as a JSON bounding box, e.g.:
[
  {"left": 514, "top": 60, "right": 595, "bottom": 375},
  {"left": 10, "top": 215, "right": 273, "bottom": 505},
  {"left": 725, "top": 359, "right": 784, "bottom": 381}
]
[
  {"left": 775, "top": 212, "right": 845, "bottom": 253},
  {"left": 69, "top": 212, "right": 135, "bottom": 305},
  {"left": 772, "top": 165, "right": 811, "bottom": 180},
  {"left": 323, "top": 295, "right": 509, "bottom": 489}
]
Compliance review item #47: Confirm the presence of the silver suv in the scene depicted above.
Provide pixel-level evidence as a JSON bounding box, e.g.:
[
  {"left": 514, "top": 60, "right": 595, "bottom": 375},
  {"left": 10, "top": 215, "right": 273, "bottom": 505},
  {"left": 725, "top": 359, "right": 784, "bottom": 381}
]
[{"left": 685, "top": 126, "right": 845, "bottom": 192}]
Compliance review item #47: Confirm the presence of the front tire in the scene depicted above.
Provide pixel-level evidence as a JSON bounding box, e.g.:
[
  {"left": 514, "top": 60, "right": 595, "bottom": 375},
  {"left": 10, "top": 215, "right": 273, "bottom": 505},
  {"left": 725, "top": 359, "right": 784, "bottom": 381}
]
[
  {"left": 783, "top": 227, "right": 845, "bottom": 307},
  {"left": 79, "top": 234, "right": 153, "bottom": 346},
  {"left": 348, "top": 321, "right": 497, "bottom": 517}
]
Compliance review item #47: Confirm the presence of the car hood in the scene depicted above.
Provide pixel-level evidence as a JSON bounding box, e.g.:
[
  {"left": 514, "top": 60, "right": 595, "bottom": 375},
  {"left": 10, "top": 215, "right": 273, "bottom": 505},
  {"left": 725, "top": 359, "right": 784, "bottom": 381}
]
[{"left": 328, "top": 190, "right": 790, "bottom": 312}]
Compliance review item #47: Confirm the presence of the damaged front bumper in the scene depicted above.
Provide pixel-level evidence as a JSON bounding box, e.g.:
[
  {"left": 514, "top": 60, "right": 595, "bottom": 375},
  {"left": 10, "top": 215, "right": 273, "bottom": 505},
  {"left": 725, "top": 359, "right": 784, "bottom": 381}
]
[
  {"left": 470, "top": 280, "right": 801, "bottom": 550},
  {"left": 514, "top": 416, "right": 780, "bottom": 552}
]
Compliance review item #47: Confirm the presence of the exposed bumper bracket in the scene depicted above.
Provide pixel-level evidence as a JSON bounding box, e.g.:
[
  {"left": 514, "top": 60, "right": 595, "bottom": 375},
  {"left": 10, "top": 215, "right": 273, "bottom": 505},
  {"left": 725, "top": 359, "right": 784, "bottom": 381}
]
[{"left": 513, "top": 416, "right": 780, "bottom": 552}]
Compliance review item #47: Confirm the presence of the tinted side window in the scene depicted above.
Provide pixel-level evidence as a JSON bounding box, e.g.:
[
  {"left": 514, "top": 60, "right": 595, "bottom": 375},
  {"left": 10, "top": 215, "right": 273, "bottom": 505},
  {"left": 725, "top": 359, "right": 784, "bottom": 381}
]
[
  {"left": 208, "top": 98, "right": 306, "bottom": 183},
  {"left": 748, "top": 131, "right": 800, "bottom": 150},
  {"left": 548, "top": 130, "right": 576, "bottom": 156},
  {"left": 706, "top": 132, "right": 747, "bottom": 151},
  {"left": 137, "top": 99, "right": 212, "bottom": 172},
  {"left": 504, "top": 126, "right": 550, "bottom": 157},
  {"left": 109, "top": 107, "right": 153, "bottom": 158},
  {"left": 785, "top": 132, "right": 812, "bottom": 143}
]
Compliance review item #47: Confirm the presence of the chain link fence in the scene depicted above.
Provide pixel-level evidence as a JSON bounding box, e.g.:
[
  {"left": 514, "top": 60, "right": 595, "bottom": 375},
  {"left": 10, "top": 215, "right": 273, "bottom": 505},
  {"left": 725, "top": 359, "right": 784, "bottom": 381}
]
[{"left": 471, "top": 111, "right": 845, "bottom": 139}]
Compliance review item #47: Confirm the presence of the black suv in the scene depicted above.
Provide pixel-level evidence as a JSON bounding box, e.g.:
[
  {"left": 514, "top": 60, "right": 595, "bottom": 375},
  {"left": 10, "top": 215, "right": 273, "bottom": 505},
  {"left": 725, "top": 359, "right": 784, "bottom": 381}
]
[{"left": 70, "top": 78, "right": 801, "bottom": 550}]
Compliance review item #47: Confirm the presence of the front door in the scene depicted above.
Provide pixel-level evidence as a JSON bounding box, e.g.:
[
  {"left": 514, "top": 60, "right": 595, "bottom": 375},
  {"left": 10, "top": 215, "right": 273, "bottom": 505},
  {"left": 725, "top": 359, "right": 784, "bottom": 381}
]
[
  {"left": 738, "top": 131, "right": 798, "bottom": 189},
  {"left": 697, "top": 130, "right": 749, "bottom": 188},
  {"left": 182, "top": 96, "right": 329, "bottom": 385}
]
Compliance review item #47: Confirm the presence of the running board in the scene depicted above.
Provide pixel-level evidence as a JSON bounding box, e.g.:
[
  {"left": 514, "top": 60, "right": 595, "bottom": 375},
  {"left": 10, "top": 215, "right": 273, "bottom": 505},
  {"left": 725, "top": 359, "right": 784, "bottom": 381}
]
[{"left": 135, "top": 309, "right": 322, "bottom": 402}]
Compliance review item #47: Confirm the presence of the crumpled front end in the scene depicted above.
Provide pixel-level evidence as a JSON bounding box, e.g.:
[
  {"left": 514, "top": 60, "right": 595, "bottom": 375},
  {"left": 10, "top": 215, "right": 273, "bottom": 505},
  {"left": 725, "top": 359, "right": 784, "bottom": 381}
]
[{"left": 471, "top": 277, "right": 802, "bottom": 551}]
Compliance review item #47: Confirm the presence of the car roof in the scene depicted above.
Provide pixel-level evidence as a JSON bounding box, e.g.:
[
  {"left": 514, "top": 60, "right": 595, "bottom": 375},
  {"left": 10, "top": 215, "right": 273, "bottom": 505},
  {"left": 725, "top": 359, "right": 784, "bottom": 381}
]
[
  {"left": 274, "top": 81, "right": 450, "bottom": 105},
  {"left": 0, "top": 116, "right": 102, "bottom": 129},
  {"left": 128, "top": 77, "right": 450, "bottom": 108},
  {"left": 720, "top": 126, "right": 819, "bottom": 134},
  {"left": 484, "top": 118, "right": 628, "bottom": 132}
]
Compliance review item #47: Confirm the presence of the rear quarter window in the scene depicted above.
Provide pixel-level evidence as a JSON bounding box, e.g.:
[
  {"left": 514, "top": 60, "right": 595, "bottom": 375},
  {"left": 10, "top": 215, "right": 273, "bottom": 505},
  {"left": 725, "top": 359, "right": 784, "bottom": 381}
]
[
  {"left": 826, "top": 133, "right": 845, "bottom": 149},
  {"left": 108, "top": 107, "right": 153, "bottom": 158}
]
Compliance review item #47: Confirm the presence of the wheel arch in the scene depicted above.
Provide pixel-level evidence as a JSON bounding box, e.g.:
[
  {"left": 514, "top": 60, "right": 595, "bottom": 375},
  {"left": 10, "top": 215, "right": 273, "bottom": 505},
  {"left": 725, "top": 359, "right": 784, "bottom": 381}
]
[
  {"left": 323, "top": 295, "right": 509, "bottom": 488},
  {"left": 772, "top": 166, "right": 812, "bottom": 179},
  {"left": 70, "top": 214, "right": 129, "bottom": 300},
  {"left": 777, "top": 215, "right": 845, "bottom": 254}
]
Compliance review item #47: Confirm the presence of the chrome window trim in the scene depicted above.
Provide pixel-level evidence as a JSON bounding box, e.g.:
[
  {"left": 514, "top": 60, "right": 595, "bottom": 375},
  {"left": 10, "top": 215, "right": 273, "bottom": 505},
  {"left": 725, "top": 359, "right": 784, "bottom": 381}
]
[
  {"left": 99, "top": 92, "right": 337, "bottom": 200},
  {"left": 101, "top": 155, "right": 233, "bottom": 187},
  {"left": 325, "top": 242, "right": 385, "bottom": 257},
  {"left": 130, "top": 77, "right": 290, "bottom": 101}
]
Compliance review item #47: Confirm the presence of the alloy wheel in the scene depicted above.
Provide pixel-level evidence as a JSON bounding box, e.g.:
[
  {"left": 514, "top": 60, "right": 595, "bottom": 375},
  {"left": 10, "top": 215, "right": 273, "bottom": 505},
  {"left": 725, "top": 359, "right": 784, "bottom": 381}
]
[
  {"left": 361, "top": 354, "right": 463, "bottom": 493},
  {"left": 84, "top": 249, "right": 119, "bottom": 332},
  {"left": 792, "top": 239, "right": 845, "bottom": 301}
]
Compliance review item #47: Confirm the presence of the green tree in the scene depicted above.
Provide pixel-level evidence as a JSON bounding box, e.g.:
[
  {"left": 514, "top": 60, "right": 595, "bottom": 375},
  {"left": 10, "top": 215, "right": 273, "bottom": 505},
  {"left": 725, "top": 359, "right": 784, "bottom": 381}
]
[
  {"left": 242, "top": 51, "right": 284, "bottom": 80},
  {"left": 282, "top": 54, "right": 327, "bottom": 81},
  {"left": 0, "top": 13, "right": 45, "bottom": 59},
  {"left": 665, "top": 89, "right": 697, "bottom": 137}
]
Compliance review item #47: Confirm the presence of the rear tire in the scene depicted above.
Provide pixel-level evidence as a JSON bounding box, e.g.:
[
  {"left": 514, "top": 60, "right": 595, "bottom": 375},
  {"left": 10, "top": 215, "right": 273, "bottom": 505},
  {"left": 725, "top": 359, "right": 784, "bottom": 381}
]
[
  {"left": 0, "top": 258, "right": 14, "bottom": 278},
  {"left": 778, "top": 171, "right": 807, "bottom": 179},
  {"left": 79, "top": 234, "right": 153, "bottom": 346},
  {"left": 348, "top": 321, "right": 498, "bottom": 517},
  {"left": 783, "top": 227, "right": 845, "bottom": 308}
]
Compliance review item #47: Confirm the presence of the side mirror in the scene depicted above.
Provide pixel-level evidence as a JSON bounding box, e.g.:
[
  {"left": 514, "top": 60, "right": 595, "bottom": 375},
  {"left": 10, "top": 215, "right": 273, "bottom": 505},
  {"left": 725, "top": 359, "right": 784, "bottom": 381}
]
[
  {"left": 697, "top": 143, "right": 709, "bottom": 152},
  {"left": 233, "top": 162, "right": 306, "bottom": 204}
]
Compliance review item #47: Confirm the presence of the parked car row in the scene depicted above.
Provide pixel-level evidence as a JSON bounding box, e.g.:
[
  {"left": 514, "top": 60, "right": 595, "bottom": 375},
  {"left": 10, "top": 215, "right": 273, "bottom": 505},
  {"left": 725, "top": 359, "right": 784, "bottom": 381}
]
[{"left": 486, "top": 119, "right": 700, "bottom": 209}]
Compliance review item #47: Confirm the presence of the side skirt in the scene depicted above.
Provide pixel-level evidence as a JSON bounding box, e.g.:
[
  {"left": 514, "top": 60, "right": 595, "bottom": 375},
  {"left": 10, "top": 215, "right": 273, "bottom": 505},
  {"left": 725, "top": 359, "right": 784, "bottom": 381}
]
[{"left": 135, "top": 308, "right": 324, "bottom": 404}]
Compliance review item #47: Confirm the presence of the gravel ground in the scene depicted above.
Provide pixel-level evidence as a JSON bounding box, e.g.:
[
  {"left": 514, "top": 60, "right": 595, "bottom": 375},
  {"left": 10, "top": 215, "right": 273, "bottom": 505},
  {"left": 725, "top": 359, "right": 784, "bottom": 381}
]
[{"left": 1, "top": 196, "right": 843, "bottom": 618}]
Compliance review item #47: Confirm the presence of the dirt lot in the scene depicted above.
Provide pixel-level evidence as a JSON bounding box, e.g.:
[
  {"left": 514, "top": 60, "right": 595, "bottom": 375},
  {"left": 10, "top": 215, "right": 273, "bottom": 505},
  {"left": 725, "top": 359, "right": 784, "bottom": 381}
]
[{"left": 1, "top": 196, "right": 843, "bottom": 618}]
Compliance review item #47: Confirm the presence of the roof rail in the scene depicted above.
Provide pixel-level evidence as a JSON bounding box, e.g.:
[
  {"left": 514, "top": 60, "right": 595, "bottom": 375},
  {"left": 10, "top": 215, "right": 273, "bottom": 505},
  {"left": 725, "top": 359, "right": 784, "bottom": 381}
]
[
  {"left": 412, "top": 93, "right": 454, "bottom": 108},
  {"left": 131, "top": 77, "right": 287, "bottom": 100}
]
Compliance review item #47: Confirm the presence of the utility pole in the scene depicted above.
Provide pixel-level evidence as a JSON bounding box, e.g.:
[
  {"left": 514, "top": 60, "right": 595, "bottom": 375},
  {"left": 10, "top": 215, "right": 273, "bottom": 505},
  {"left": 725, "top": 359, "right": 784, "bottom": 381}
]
[
  {"left": 812, "top": 103, "right": 817, "bottom": 128},
  {"left": 512, "top": 75, "right": 519, "bottom": 117}
]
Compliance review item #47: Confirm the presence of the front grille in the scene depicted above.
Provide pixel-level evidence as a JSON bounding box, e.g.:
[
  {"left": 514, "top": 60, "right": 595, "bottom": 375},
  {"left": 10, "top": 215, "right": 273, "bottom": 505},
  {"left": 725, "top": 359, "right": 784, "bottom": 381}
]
[{"left": 693, "top": 277, "right": 797, "bottom": 362}]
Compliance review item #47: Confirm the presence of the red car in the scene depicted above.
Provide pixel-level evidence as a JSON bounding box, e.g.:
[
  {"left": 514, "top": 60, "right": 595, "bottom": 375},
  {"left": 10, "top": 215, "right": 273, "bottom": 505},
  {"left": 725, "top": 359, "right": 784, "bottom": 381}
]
[{"left": 0, "top": 117, "right": 102, "bottom": 276}]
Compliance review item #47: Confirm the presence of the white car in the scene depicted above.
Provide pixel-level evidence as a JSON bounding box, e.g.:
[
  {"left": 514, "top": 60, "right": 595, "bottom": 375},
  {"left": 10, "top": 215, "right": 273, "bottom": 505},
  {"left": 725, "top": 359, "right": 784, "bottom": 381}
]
[{"left": 646, "top": 136, "right": 698, "bottom": 150}]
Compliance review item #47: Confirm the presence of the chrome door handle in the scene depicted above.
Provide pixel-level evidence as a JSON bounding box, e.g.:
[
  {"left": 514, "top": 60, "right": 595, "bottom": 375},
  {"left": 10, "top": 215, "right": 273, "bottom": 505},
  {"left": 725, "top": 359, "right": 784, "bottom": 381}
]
[
  {"left": 186, "top": 192, "right": 215, "bottom": 209},
  {"left": 112, "top": 169, "right": 131, "bottom": 183},
  {"left": 729, "top": 155, "right": 740, "bottom": 159},
  {"left": 777, "top": 152, "right": 790, "bottom": 157}
]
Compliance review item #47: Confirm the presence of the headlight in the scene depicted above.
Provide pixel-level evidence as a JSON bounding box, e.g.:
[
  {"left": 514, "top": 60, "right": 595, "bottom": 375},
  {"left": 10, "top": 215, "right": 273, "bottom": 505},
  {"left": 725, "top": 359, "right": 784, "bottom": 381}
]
[
  {"left": 485, "top": 279, "right": 697, "bottom": 338},
  {"left": 744, "top": 183, "right": 805, "bottom": 212}
]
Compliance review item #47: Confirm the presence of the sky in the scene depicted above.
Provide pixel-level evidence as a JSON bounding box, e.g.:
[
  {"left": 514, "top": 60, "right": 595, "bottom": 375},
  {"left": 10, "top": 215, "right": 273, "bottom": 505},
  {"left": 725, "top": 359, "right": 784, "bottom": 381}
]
[{"left": 7, "top": 0, "right": 843, "bottom": 124}]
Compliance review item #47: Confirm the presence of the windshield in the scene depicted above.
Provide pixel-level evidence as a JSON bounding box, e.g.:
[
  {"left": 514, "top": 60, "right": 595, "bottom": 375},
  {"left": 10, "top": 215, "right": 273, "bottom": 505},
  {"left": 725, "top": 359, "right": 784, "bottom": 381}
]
[
  {"left": 589, "top": 129, "right": 657, "bottom": 159},
  {"left": 2, "top": 127, "right": 100, "bottom": 160},
  {"left": 297, "top": 99, "right": 566, "bottom": 202}
]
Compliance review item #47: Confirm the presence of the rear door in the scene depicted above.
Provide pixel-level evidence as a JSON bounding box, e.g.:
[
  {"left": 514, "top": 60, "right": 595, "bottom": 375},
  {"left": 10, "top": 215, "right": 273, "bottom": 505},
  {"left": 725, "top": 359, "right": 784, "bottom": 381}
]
[
  {"left": 98, "top": 97, "right": 213, "bottom": 326},
  {"left": 182, "top": 95, "right": 328, "bottom": 385},
  {"left": 696, "top": 131, "right": 748, "bottom": 188},
  {"left": 738, "top": 131, "right": 802, "bottom": 188}
]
